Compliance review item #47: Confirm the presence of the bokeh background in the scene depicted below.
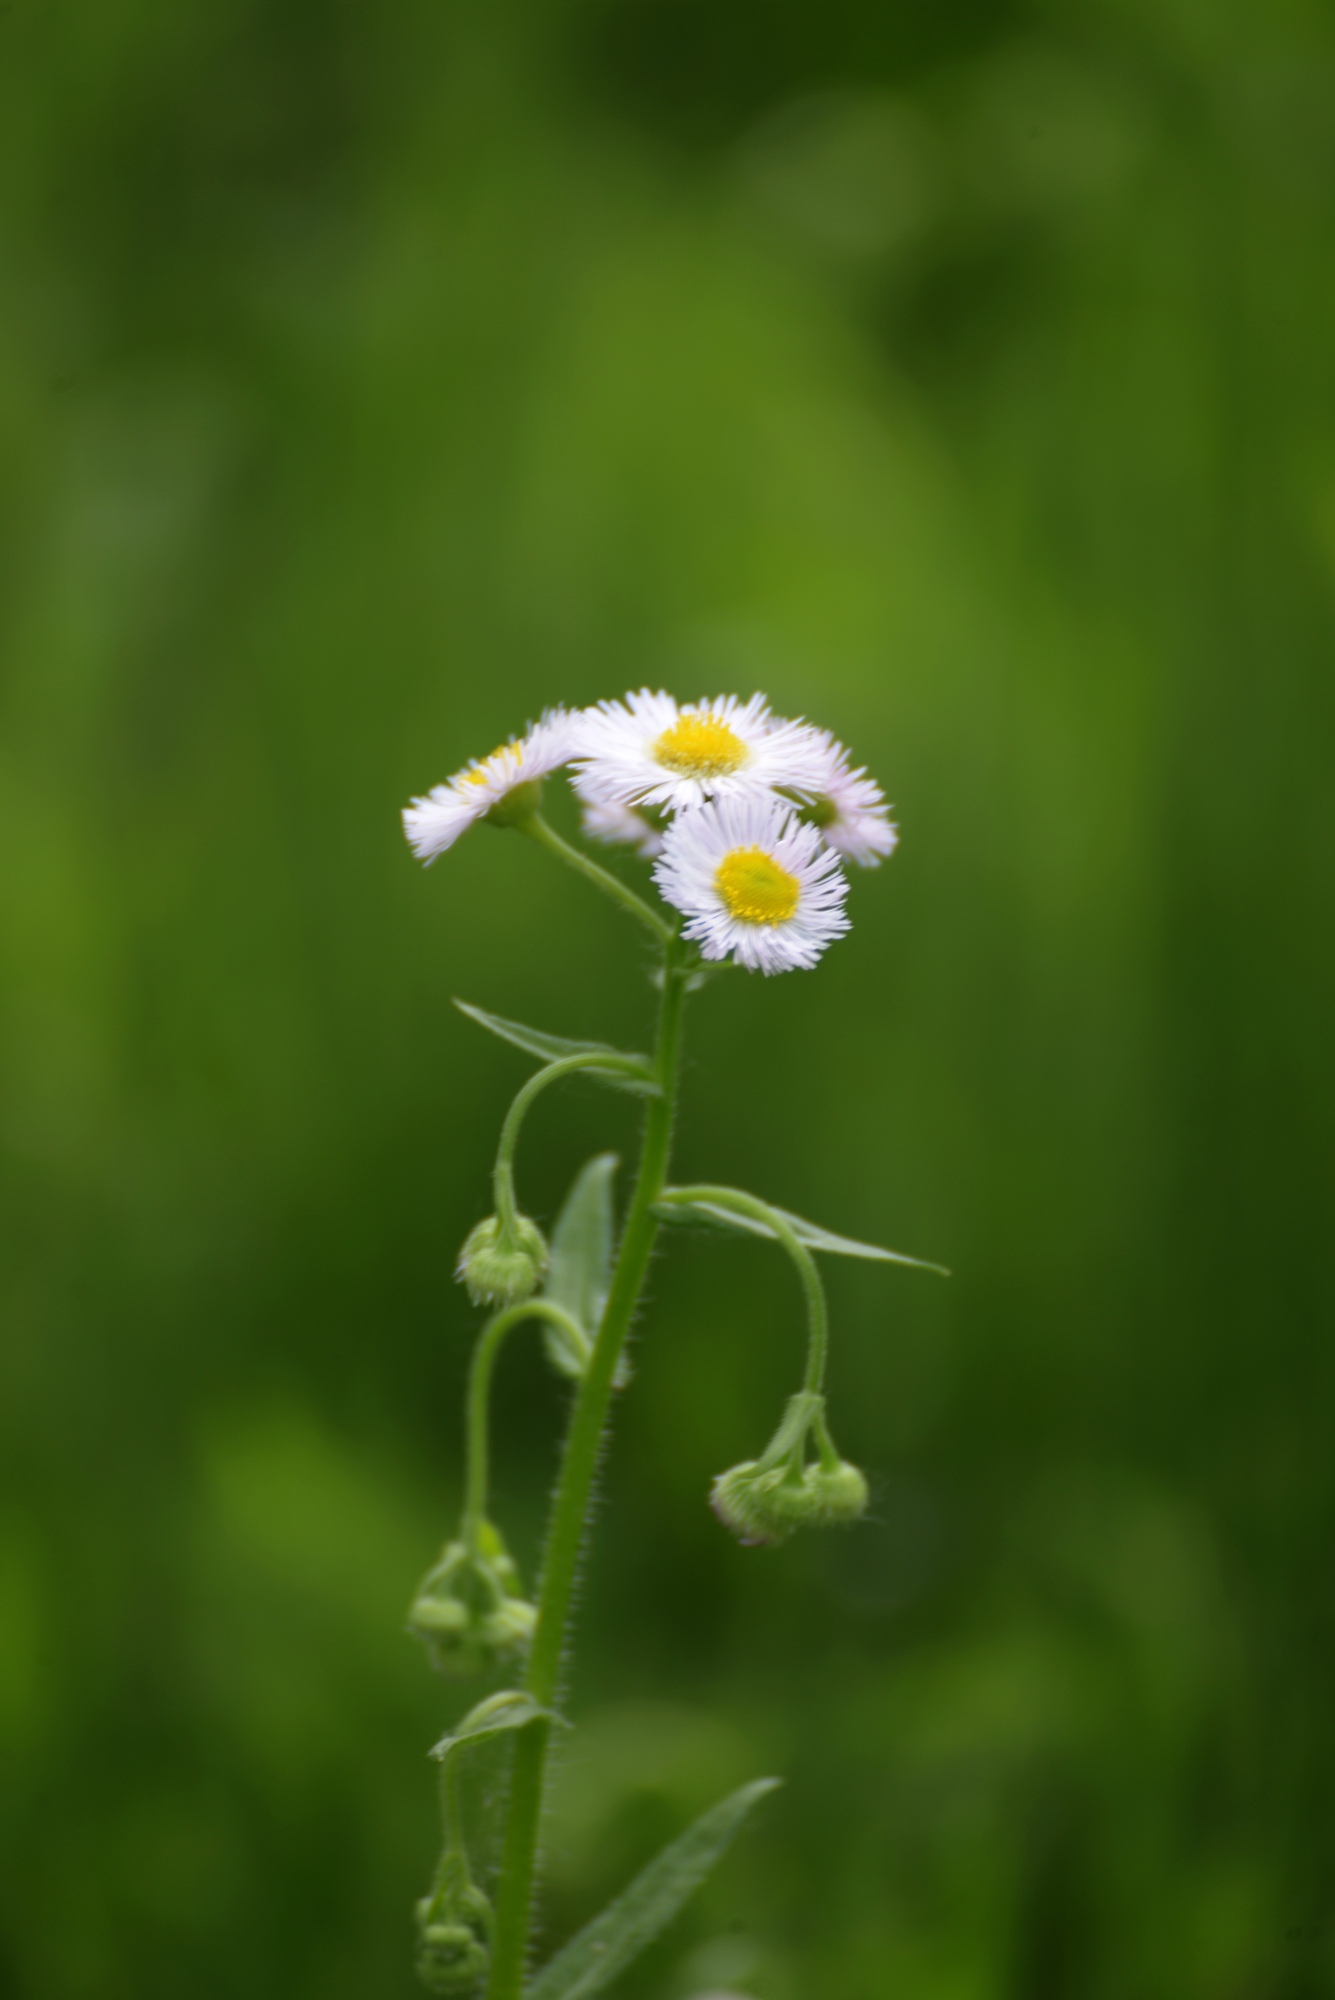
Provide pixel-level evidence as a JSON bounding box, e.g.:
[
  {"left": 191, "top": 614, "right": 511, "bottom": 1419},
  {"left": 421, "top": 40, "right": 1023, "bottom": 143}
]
[{"left": 3, "top": 2, "right": 1334, "bottom": 1995}]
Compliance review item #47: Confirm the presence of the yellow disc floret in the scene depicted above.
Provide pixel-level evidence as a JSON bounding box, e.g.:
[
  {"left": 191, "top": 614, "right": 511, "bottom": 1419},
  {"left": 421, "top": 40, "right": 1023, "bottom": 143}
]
[
  {"left": 714, "top": 845, "right": 800, "bottom": 925},
  {"left": 465, "top": 747, "right": 509, "bottom": 786},
  {"left": 654, "top": 715, "right": 750, "bottom": 779}
]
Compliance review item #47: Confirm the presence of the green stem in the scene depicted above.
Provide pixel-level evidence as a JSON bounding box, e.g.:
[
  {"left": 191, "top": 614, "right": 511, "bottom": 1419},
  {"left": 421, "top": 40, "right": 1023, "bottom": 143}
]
[
  {"left": 492, "top": 1051, "right": 652, "bottom": 1236},
  {"left": 461, "top": 1300, "right": 590, "bottom": 1550},
  {"left": 485, "top": 942, "right": 689, "bottom": 2000},
  {"left": 664, "top": 1185, "right": 829, "bottom": 1396},
  {"left": 520, "top": 813, "right": 672, "bottom": 944}
]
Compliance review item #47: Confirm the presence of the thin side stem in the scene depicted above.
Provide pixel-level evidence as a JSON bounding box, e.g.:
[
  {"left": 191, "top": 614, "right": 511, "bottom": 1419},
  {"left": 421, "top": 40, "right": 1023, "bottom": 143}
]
[
  {"left": 485, "top": 943, "right": 689, "bottom": 2000},
  {"left": 461, "top": 1300, "right": 590, "bottom": 1550},
  {"left": 665, "top": 1185, "right": 828, "bottom": 1395},
  {"left": 492, "top": 1051, "right": 652, "bottom": 1235},
  {"left": 520, "top": 813, "right": 672, "bottom": 943}
]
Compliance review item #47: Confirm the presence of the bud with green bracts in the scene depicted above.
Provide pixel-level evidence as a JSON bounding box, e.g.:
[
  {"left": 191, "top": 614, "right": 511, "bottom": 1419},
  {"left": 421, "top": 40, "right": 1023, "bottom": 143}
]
[
  {"left": 710, "top": 1392, "right": 868, "bottom": 1546},
  {"left": 415, "top": 1854, "right": 493, "bottom": 1996},
  {"left": 416, "top": 1924, "right": 488, "bottom": 1997},
  {"left": 407, "top": 1520, "right": 537, "bottom": 1676},
  {"left": 456, "top": 1213, "right": 548, "bottom": 1309}
]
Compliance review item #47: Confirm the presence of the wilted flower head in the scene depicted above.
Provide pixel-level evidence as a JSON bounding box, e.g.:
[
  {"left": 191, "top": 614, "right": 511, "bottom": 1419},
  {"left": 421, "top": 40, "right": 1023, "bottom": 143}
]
[
  {"left": 653, "top": 792, "right": 850, "bottom": 973},
  {"left": 571, "top": 690, "right": 826, "bottom": 816},
  {"left": 403, "top": 710, "right": 574, "bottom": 862}
]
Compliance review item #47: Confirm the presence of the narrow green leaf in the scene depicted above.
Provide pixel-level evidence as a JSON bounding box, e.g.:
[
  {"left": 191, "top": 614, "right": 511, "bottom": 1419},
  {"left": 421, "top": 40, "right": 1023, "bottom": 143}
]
[
  {"left": 654, "top": 1189, "right": 950, "bottom": 1275},
  {"left": 453, "top": 1000, "right": 659, "bottom": 1094},
  {"left": 524, "top": 1778, "right": 781, "bottom": 2000},
  {"left": 541, "top": 1155, "right": 618, "bottom": 1379},
  {"left": 429, "top": 1690, "right": 550, "bottom": 1763}
]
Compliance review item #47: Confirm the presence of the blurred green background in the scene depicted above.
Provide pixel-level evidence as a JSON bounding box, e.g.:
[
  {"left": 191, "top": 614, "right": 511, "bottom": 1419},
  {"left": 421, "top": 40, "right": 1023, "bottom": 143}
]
[{"left": 3, "top": 1, "right": 1334, "bottom": 1995}]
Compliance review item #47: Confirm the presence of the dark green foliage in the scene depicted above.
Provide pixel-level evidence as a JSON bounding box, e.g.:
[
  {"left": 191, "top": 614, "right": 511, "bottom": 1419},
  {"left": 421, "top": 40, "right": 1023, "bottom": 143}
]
[{"left": 2, "top": 1, "right": 1334, "bottom": 1996}]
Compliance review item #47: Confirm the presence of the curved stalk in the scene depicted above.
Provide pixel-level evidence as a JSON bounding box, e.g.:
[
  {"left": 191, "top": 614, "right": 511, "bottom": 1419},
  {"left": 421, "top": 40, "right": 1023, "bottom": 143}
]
[
  {"left": 519, "top": 813, "right": 672, "bottom": 944},
  {"left": 485, "top": 940, "right": 689, "bottom": 2000},
  {"left": 461, "top": 1299, "right": 590, "bottom": 1552},
  {"left": 492, "top": 1050, "right": 651, "bottom": 1237},
  {"left": 663, "top": 1184, "right": 828, "bottom": 1396}
]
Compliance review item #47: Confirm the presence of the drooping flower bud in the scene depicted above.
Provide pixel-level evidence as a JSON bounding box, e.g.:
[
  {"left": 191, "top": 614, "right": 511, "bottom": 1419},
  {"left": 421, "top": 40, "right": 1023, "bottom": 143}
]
[
  {"left": 710, "top": 1393, "right": 868, "bottom": 1545},
  {"left": 710, "top": 1459, "right": 807, "bottom": 1546},
  {"left": 415, "top": 1857, "right": 493, "bottom": 1995},
  {"left": 456, "top": 1213, "right": 548, "bottom": 1309},
  {"left": 415, "top": 1919, "right": 489, "bottom": 1996},
  {"left": 407, "top": 1521, "right": 537, "bottom": 1677},
  {"left": 802, "top": 1455, "right": 869, "bottom": 1525}
]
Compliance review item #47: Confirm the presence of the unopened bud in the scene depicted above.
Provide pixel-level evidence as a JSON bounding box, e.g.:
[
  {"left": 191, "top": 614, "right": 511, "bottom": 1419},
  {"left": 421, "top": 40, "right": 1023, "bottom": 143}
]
[
  {"left": 710, "top": 1461, "right": 809, "bottom": 1546},
  {"left": 803, "top": 1456, "right": 869, "bottom": 1525},
  {"left": 415, "top": 1921, "right": 489, "bottom": 1996},
  {"left": 710, "top": 1394, "right": 868, "bottom": 1545},
  {"left": 456, "top": 1214, "right": 548, "bottom": 1308},
  {"left": 407, "top": 1523, "right": 537, "bottom": 1677}
]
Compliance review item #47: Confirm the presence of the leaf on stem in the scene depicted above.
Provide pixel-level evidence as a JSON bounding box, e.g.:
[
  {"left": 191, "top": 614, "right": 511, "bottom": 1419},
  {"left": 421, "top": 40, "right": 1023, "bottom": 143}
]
[
  {"left": 454, "top": 1000, "right": 659, "bottom": 1095},
  {"left": 654, "top": 1188, "right": 950, "bottom": 1274},
  {"left": 542, "top": 1155, "right": 621, "bottom": 1381},
  {"left": 524, "top": 1778, "right": 781, "bottom": 2000},
  {"left": 429, "top": 1690, "right": 551, "bottom": 1763}
]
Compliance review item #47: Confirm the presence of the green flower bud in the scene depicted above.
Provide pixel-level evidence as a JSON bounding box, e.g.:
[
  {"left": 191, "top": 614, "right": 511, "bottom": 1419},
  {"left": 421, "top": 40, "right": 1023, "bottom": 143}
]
[
  {"left": 415, "top": 1864, "right": 492, "bottom": 1996},
  {"left": 710, "top": 1461, "right": 808, "bottom": 1546},
  {"left": 803, "top": 1456, "right": 869, "bottom": 1525},
  {"left": 711, "top": 1394, "right": 868, "bottom": 1545},
  {"left": 415, "top": 1921, "right": 489, "bottom": 1996},
  {"left": 407, "top": 1522, "right": 537, "bottom": 1677},
  {"left": 456, "top": 1213, "right": 548, "bottom": 1308}
]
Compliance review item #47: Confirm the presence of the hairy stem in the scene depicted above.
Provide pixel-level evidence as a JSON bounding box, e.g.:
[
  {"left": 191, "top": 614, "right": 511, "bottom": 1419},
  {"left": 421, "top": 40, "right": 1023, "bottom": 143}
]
[{"left": 485, "top": 942, "right": 688, "bottom": 2000}]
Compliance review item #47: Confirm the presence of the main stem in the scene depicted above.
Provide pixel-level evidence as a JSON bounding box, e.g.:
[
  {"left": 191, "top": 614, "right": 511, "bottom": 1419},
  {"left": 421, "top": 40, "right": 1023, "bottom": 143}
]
[{"left": 485, "top": 945, "right": 688, "bottom": 2000}]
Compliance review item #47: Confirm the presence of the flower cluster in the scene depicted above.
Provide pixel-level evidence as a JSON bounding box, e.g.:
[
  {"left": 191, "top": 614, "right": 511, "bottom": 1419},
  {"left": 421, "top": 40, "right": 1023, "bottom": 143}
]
[{"left": 402, "top": 689, "right": 896, "bottom": 974}]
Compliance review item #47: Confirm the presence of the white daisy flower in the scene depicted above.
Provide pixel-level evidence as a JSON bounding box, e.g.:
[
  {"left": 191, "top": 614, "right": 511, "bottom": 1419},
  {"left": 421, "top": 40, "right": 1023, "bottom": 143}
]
[
  {"left": 571, "top": 689, "right": 827, "bottom": 816},
  {"left": 652, "top": 793, "right": 851, "bottom": 974},
  {"left": 579, "top": 798, "right": 666, "bottom": 859},
  {"left": 789, "top": 726, "right": 898, "bottom": 867},
  {"left": 402, "top": 710, "right": 574, "bottom": 862}
]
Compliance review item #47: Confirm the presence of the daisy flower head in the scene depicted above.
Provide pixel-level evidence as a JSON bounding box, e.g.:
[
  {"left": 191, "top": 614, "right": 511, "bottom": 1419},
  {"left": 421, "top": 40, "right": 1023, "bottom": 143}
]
[
  {"left": 788, "top": 726, "right": 898, "bottom": 868},
  {"left": 653, "top": 792, "right": 851, "bottom": 973},
  {"left": 571, "top": 689, "right": 828, "bottom": 816},
  {"left": 402, "top": 710, "right": 574, "bottom": 863},
  {"left": 579, "top": 798, "right": 665, "bottom": 859}
]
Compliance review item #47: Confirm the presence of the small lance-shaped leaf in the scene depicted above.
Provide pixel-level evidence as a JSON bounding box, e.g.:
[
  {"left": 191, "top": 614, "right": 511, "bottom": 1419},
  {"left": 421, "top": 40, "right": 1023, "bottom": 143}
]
[
  {"left": 429, "top": 1690, "right": 551, "bottom": 1763},
  {"left": 524, "top": 1778, "right": 781, "bottom": 2000},
  {"left": 653, "top": 1187, "right": 950, "bottom": 1274},
  {"left": 541, "top": 1154, "right": 619, "bottom": 1381},
  {"left": 454, "top": 1000, "right": 659, "bottom": 1095}
]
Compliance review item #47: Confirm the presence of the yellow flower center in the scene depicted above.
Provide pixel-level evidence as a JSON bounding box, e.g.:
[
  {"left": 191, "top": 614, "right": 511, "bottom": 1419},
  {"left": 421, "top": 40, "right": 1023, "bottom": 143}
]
[
  {"left": 465, "top": 746, "right": 509, "bottom": 786},
  {"left": 654, "top": 715, "right": 750, "bottom": 779},
  {"left": 714, "top": 845, "right": 800, "bottom": 925}
]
